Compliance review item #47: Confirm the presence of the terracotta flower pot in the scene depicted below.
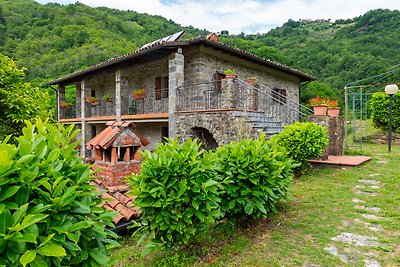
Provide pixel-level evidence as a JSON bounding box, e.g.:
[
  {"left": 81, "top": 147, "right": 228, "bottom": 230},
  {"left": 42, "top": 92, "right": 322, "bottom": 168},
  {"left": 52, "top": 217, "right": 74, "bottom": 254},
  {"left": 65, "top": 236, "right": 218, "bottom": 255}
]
[
  {"left": 313, "top": 105, "right": 328, "bottom": 116},
  {"left": 247, "top": 78, "right": 256, "bottom": 85},
  {"left": 225, "top": 74, "right": 237, "bottom": 79},
  {"left": 327, "top": 107, "right": 340, "bottom": 117},
  {"left": 133, "top": 94, "right": 145, "bottom": 100}
]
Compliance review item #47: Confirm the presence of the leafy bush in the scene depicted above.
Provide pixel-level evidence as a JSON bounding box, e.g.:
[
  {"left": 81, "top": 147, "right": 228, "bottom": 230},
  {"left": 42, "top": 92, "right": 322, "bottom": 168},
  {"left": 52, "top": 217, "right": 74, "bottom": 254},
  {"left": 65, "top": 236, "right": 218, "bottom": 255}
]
[
  {"left": 272, "top": 122, "right": 328, "bottom": 170},
  {"left": 0, "top": 120, "right": 118, "bottom": 266},
  {"left": 214, "top": 135, "right": 294, "bottom": 224},
  {"left": 128, "top": 138, "right": 221, "bottom": 250},
  {"left": 370, "top": 92, "right": 400, "bottom": 133}
]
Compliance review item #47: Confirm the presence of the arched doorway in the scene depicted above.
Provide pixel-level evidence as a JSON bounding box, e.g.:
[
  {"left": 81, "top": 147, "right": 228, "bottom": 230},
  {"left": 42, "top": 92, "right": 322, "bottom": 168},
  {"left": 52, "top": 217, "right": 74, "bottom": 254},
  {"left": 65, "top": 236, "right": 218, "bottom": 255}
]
[{"left": 192, "top": 127, "right": 218, "bottom": 150}]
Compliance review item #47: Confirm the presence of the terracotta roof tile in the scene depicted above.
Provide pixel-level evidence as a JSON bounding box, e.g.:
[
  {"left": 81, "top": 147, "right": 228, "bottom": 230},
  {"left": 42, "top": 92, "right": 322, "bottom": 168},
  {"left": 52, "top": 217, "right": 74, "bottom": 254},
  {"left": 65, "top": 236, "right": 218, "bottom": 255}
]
[
  {"left": 86, "top": 121, "right": 149, "bottom": 150},
  {"left": 91, "top": 179, "right": 141, "bottom": 225}
]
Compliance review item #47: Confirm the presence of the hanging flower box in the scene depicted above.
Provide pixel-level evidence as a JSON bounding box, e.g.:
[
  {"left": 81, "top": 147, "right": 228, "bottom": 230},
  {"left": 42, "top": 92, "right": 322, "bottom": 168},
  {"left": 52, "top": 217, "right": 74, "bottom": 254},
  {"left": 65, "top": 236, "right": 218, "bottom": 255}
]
[
  {"left": 102, "top": 94, "right": 113, "bottom": 103},
  {"left": 86, "top": 96, "right": 99, "bottom": 106},
  {"left": 60, "top": 101, "right": 72, "bottom": 109},
  {"left": 132, "top": 89, "right": 146, "bottom": 100}
]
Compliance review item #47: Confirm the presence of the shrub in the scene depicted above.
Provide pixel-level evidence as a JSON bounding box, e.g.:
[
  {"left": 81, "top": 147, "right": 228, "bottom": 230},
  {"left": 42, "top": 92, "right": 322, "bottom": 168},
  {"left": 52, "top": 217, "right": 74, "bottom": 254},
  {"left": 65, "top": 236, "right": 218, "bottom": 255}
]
[
  {"left": 370, "top": 92, "right": 400, "bottom": 133},
  {"left": 128, "top": 138, "right": 221, "bottom": 250},
  {"left": 272, "top": 122, "right": 328, "bottom": 172},
  {"left": 0, "top": 120, "right": 118, "bottom": 266},
  {"left": 214, "top": 135, "right": 294, "bottom": 224}
]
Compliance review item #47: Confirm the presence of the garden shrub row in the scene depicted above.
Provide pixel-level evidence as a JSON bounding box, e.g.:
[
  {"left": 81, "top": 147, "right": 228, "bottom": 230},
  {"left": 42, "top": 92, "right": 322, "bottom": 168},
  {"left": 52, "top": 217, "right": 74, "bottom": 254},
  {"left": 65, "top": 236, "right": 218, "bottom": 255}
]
[
  {"left": 272, "top": 122, "right": 328, "bottom": 173},
  {"left": 128, "top": 122, "right": 327, "bottom": 250},
  {"left": 0, "top": 120, "right": 118, "bottom": 266},
  {"left": 370, "top": 92, "right": 400, "bottom": 133}
]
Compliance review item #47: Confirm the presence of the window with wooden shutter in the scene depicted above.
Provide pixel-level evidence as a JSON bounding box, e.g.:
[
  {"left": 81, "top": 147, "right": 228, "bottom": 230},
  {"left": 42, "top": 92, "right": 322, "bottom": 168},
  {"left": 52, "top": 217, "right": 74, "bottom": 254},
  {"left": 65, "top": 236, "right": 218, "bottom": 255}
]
[
  {"left": 155, "top": 77, "right": 162, "bottom": 100},
  {"left": 155, "top": 76, "right": 169, "bottom": 100},
  {"left": 273, "top": 88, "right": 287, "bottom": 104},
  {"left": 214, "top": 72, "right": 225, "bottom": 92}
]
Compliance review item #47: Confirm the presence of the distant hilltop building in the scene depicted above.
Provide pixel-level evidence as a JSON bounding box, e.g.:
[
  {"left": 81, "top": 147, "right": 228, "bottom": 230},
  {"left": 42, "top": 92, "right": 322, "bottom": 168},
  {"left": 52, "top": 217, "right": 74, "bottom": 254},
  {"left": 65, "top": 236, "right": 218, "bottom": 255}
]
[{"left": 299, "top": 19, "right": 331, "bottom": 24}]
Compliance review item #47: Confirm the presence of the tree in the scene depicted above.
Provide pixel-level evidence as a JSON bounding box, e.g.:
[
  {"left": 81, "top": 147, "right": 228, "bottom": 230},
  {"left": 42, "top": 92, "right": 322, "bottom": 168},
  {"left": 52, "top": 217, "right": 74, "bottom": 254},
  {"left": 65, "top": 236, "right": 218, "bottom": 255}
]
[{"left": 0, "top": 53, "right": 52, "bottom": 141}]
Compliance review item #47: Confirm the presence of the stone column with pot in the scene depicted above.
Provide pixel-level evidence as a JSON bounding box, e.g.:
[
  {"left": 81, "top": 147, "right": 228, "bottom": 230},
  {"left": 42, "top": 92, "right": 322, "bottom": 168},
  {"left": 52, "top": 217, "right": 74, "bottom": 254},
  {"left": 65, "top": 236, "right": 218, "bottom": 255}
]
[
  {"left": 168, "top": 48, "right": 184, "bottom": 138},
  {"left": 309, "top": 116, "right": 345, "bottom": 157}
]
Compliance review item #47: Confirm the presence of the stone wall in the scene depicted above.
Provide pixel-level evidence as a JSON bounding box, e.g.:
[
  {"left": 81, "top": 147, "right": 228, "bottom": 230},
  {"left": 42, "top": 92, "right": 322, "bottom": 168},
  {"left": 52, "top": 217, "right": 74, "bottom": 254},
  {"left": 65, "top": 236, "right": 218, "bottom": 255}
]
[
  {"left": 175, "top": 111, "right": 256, "bottom": 146},
  {"left": 183, "top": 47, "right": 300, "bottom": 104},
  {"left": 94, "top": 161, "right": 141, "bottom": 188},
  {"left": 79, "top": 57, "right": 170, "bottom": 116},
  {"left": 309, "top": 116, "right": 345, "bottom": 158},
  {"left": 134, "top": 122, "right": 168, "bottom": 150}
]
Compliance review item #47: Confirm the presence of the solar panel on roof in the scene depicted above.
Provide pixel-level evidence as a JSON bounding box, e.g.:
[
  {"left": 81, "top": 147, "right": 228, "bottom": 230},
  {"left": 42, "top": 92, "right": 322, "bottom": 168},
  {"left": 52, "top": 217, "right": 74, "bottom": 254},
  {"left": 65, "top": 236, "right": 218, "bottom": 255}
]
[{"left": 140, "top": 30, "right": 185, "bottom": 49}]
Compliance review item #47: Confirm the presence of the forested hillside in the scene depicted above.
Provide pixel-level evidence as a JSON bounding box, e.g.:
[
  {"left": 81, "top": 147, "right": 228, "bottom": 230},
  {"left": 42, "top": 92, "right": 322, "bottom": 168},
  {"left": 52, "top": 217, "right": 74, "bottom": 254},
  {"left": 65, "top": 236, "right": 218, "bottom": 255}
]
[
  {"left": 0, "top": 0, "right": 206, "bottom": 84},
  {"left": 1, "top": 0, "right": 399, "bottom": 95},
  {"left": 221, "top": 9, "right": 400, "bottom": 92}
]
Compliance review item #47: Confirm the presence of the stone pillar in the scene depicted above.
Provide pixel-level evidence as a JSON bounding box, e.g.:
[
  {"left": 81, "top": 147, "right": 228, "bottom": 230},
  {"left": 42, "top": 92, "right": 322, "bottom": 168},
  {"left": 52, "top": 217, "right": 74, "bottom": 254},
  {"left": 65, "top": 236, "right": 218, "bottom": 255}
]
[
  {"left": 309, "top": 116, "right": 345, "bottom": 158},
  {"left": 168, "top": 49, "right": 184, "bottom": 138},
  {"left": 115, "top": 70, "right": 122, "bottom": 121},
  {"left": 57, "top": 85, "right": 65, "bottom": 121},
  {"left": 80, "top": 80, "right": 88, "bottom": 158},
  {"left": 221, "top": 78, "right": 236, "bottom": 108}
]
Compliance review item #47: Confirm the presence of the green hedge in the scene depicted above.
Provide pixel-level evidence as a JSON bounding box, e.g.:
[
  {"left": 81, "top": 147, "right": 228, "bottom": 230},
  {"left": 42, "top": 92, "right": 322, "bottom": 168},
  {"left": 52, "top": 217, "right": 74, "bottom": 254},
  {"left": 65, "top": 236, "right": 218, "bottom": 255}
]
[
  {"left": 0, "top": 120, "right": 118, "bottom": 266},
  {"left": 215, "top": 136, "right": 293, "bottom": 224},
  {"left": 370, "top": 92, "right": 400, "bottom": 133},
  {"left": 128, "top": 138, "right": 222, "bottom": 250},
  {"left": 129, "top": 136, "right": 295, "bottom": 249},
  {"left": 272, "top": 122, "right": 328, "bottom": 171}
]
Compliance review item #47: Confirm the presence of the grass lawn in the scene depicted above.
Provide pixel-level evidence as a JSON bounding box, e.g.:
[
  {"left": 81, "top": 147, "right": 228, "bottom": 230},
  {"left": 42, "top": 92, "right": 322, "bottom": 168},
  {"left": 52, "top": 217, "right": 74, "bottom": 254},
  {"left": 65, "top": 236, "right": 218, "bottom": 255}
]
[{"left": 112, "top": 143, "right": 400, "bottom": 266}]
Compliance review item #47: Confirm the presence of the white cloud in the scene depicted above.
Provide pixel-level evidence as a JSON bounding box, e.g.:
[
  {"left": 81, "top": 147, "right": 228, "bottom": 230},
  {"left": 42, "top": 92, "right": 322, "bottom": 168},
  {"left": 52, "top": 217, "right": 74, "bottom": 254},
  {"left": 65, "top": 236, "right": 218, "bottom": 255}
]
[{"left": 35, "top": 0, "right": 400, "bottom": 34}]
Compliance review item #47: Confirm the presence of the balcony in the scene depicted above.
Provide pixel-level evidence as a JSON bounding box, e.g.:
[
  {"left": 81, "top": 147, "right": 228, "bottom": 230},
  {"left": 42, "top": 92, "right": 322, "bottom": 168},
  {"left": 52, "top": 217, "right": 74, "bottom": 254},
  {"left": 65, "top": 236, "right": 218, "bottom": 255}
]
[
  {"left": 176, "top": 78, "right": 312, "bottom": 125},
  {"left": 59, "top": 88, "right": 169, "bottom": 123}
]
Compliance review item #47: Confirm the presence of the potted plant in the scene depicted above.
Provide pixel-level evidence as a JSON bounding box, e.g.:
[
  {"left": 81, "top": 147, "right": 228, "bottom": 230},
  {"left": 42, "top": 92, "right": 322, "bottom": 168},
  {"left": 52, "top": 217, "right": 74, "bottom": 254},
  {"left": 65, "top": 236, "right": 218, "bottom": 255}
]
[
  {"left": 327, "top": 98, "right": 340, "bottom": 117},
  {"left": 224, "top": 68, "right": 237, "bottom": 79},
  {"left": 247, "top": 76, "right": 256, "bottom": 85},
  {"left": 132, "top": 88, "right": 146, "bottom": 100},
  {"left": 308, "top": 96, "right": 328, "bottom": 116},
  {"left": 60, "top": 101, "right": 72, "bottom": 109},
  {"left": 102, "top": 93, "right": 113, "bottom": 102},
  {"left": 86, "top": 96, "right": 99, "bottom": 106}
]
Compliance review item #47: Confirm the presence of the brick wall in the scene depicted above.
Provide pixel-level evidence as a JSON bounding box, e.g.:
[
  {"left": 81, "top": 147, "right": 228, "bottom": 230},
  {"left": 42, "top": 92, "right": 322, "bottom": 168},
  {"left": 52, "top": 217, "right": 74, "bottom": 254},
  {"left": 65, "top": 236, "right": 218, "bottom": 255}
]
[{"left": 94, "top": 161, "right": 141, "bottom": 188}]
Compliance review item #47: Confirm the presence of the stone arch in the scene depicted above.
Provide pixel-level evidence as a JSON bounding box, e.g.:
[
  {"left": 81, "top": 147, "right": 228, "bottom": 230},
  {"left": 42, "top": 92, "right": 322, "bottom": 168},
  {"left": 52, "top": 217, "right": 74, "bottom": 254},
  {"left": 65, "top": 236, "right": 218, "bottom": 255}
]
[{"left": 191, "top": 127, "right": 218, "bottom": 150}]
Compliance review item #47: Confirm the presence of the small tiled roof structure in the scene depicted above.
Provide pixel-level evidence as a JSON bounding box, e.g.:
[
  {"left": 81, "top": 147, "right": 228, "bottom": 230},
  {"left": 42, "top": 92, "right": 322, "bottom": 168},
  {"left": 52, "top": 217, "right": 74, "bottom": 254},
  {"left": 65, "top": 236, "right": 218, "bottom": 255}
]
[
  {"left": 90, "top": 179, "right": 141, "bottom": 225},
  {"left": 49, "top": 33, "right": 315, "bottom": 86},
  {"left": 87, "top": 121, "right": 149, "bottom": 150}
]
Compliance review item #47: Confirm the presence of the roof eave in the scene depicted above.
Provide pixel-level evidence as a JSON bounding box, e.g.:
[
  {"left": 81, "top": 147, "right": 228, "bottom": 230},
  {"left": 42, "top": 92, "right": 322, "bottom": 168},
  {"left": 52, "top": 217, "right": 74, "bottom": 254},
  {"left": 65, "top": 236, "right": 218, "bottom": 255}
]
[
  {"left": 48, "top": 41, "right": 191, "bottom": 86},
  {"left": 191, "top": 38, "right": 316, "bottom": 82}
]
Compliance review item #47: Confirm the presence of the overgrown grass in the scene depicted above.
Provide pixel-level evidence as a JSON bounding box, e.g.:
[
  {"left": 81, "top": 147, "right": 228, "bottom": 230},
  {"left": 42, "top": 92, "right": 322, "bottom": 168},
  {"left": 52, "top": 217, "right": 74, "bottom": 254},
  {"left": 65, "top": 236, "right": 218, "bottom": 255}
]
[{"left": 112, "top": 144, "right": 400, "bottom": 266}]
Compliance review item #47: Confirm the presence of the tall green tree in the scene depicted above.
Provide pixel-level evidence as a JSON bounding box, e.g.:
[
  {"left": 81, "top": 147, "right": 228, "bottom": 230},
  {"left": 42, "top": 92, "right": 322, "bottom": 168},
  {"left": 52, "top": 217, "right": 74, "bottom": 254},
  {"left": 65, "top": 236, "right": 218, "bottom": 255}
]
[{"left": 0, "top": 53, "right": 52, "bottom": 140}]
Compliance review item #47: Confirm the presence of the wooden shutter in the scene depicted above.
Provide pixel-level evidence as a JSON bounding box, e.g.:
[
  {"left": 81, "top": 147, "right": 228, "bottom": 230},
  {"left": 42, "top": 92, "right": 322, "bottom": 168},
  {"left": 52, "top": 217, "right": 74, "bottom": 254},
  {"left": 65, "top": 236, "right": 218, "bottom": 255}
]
[
  {"left": 155, "top": 77, "right": 161, "bottom": 100},
  {"left": 163, "top": 76, "right": 169, "bottom": 99}
]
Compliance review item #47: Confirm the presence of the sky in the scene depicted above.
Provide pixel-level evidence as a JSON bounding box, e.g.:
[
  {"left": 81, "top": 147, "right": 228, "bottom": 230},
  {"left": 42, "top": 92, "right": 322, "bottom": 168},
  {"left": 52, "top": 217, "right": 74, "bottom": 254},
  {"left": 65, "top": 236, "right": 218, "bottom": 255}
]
[{"left": 35, "top": 0, "right": 400, "bottom": 34}]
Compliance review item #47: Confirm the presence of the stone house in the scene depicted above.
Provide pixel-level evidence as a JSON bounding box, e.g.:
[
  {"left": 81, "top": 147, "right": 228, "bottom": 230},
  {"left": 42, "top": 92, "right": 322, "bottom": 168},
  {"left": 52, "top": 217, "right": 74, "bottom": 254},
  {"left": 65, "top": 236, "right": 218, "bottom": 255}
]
[{"left": 49, "top": 32, "right": 315, "bottom": 158}]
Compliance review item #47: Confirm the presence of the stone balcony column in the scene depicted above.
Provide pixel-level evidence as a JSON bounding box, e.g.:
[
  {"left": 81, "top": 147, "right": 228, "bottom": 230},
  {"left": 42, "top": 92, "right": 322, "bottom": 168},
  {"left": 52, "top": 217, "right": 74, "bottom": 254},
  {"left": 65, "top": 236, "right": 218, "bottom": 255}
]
[
  {"left": 80, "top": 80, "right": 90, "bottom": 158},
  {"left": 57, "top": 85, "right": 65, "bottom": 121},
  {"left": 168, "top": 48, "right": 184, "bottom": 138},
  {"left": 115, "top": 70, "right": 122, "bottom": 121}
]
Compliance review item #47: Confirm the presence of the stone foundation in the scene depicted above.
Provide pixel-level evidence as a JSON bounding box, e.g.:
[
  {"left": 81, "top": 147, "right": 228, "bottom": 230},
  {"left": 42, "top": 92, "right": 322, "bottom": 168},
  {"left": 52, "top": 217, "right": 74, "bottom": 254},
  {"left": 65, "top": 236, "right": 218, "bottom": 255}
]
[
  {"left": 309, "top": 116, "right": 345, "bottom": 158},
  {"left": 93, "top": 161, "right": 141, "bottom": 188},
  {"left": 176, "top": 111, "right": 256, "bottom": 146}
]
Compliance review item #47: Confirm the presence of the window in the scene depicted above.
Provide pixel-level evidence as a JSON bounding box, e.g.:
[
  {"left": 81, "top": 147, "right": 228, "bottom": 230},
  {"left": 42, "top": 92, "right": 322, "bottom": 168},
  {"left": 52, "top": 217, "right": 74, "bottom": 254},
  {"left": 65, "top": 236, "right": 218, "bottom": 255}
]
[
  {"left": 214, "top": 72, "right": 225, "bottom": 92},
  {"left": 273, "top": 88, "right": 287, "bottom": 104},
  {"left": 155, "top": 76, "right": 169, "bottom": 100}
]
